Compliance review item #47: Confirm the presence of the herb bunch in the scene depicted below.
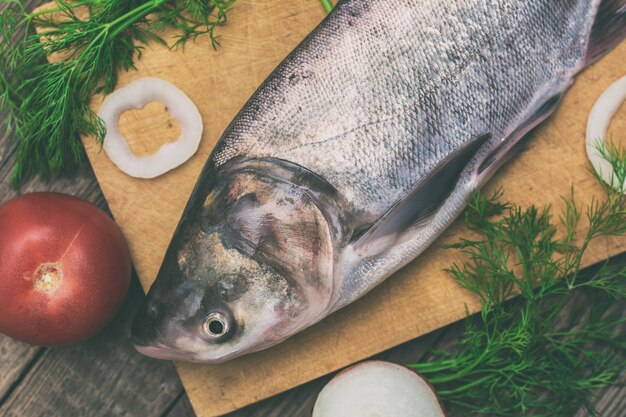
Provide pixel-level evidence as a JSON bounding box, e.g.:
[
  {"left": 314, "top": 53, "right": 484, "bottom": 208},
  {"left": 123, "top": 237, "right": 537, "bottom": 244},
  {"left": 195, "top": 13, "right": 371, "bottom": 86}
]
[
  {"left": 411, "top": 144, "right": 626, "bottom": 416},
  {"left": 0, "top": 0, "right": 235, "bottom": 185}
]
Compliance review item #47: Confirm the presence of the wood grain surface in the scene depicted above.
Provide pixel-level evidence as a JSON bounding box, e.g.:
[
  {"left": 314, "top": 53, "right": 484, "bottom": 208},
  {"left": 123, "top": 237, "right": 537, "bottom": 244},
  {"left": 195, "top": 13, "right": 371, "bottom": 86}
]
[{"left": 1, "top": 1, "right": 623, "bottom": 417}]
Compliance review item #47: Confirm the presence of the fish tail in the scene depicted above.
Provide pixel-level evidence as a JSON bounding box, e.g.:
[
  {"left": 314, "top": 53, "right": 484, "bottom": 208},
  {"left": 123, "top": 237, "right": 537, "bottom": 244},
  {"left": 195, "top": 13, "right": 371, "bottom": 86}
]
[{"left": 586, "top": 0, "right": 626, "bottom": 64}]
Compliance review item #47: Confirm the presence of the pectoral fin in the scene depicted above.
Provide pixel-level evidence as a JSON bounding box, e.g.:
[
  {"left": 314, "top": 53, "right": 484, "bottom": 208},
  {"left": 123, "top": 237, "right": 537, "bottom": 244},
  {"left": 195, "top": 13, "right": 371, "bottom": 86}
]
[{"left": 352, "top": 133, "right": 491, "bottom": 255}]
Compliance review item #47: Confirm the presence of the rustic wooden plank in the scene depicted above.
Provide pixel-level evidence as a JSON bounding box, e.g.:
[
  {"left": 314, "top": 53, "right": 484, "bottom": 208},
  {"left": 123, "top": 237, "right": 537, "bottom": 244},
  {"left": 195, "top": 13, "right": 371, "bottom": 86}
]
[
  {"left": 588, "top": 384, "right": 626, "bottom": 417},
  {"left": 577, "top": 297, "right": 626, "bottom": 417},
  {"left": 166, "top": 395, "right": 196, "bottom": 417},
  {"left": 572, "top": 323, "right": 626, "bottom": 417},
  {"left": 0, "top": 339, "right": 43, "bottom": 404}
]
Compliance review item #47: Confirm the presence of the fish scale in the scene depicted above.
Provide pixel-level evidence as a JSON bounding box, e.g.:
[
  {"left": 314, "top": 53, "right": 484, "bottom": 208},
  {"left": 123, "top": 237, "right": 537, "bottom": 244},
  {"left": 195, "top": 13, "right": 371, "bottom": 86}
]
[
  {"left": 217, "top": 0, "right": 592, "bottom": 222},
  {"left": 132, "top": 0, "right": 626, "bottom": 363}
]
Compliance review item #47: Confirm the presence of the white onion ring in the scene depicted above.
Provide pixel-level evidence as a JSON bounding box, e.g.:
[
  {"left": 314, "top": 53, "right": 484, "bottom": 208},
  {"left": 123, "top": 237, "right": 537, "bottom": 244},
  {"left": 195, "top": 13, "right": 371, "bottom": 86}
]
[
  {"left": 586, "top": 75, "right": 626, "bottom": 189},
  {"left": 99, "top": 77, "right": 203, "bottom": 179}
]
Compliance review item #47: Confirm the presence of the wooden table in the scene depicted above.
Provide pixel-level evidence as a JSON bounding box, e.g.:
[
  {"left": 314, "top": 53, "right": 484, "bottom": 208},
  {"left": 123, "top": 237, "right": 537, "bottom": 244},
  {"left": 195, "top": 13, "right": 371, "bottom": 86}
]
[{"left": 0, "top": 2, "right": 624, "bottom": 416}]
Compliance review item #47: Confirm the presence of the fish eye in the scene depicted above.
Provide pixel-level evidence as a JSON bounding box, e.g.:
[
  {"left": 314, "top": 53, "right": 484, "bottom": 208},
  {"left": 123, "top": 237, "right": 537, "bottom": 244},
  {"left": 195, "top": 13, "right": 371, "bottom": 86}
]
[{"left": 202, "top": 311, "right": 233, "bottom": 341}]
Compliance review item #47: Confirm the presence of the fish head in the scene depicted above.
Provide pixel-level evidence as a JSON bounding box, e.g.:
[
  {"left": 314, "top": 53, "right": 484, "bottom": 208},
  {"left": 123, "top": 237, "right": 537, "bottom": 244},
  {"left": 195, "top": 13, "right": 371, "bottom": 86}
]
[{"left": 132, "top": 158, "right": 346, "bottom": 362}]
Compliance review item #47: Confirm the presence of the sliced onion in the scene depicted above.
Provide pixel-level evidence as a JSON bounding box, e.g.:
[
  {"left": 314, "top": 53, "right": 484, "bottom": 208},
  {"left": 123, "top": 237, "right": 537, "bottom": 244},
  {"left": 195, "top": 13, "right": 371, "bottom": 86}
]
[
  {"left": 99, "top": 77, "right": 203, "bottom": 179},
  {"left": 313, "top": 361, "right": 447, "bottom": 417},
  {"left": 586, "top": 75, "right": 626, "bottom": 189}
]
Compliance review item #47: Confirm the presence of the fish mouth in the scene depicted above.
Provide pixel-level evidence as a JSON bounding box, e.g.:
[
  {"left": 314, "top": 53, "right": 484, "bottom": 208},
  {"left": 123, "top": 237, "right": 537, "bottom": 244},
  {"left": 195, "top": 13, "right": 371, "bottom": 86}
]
[
  {"left": 130, "top": 299, "right": 188, "bottom": 361},
  {"left": 132, "top": 339, "right": 243, "bottom": 364},
  {"left": 132, "top": 341, "right": 199, "bottom": 362},
  {"left": 130, "top": 323, "right": 185, "bottom": 361},
  {"left": 131, "top": 320, "right": 200, "bottom": 362}
]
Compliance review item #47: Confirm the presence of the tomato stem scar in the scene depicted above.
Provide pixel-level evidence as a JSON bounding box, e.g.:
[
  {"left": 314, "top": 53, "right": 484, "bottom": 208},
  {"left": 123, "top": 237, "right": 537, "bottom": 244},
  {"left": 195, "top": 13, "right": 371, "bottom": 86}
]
[{"left": 33, "top": 262, "right": 62, "bottom": 293}]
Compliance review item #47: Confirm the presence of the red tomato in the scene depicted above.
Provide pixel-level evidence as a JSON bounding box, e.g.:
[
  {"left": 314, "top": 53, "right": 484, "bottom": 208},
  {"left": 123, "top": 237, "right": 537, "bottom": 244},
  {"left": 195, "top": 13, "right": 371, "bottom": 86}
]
[{"left": 0, "top": 193, "right": 132, "bottom": 346}]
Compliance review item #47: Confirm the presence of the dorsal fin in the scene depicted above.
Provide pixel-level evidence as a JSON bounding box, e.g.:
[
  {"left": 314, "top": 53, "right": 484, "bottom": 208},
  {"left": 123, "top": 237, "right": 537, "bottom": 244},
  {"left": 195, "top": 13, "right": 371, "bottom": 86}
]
[{"left": 352, "top": 133, "right": 491, "bottom": 254}]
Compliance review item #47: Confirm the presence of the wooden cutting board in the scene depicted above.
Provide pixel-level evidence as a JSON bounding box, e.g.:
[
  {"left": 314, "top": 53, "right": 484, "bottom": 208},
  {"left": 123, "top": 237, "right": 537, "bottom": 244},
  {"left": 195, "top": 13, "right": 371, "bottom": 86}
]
[{"left": 41, "top": 1, "right": 626, "bottom": 416}]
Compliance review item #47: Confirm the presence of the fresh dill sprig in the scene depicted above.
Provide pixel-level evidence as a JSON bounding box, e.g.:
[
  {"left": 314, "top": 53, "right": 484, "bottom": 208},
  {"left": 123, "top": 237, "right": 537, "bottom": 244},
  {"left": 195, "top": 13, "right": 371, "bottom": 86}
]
[
  {"left": 0, "top": 0, "right": 235, "bottom": 186},
  {"left": 410, "top": 146, "right": 626, "bottom": 416}
]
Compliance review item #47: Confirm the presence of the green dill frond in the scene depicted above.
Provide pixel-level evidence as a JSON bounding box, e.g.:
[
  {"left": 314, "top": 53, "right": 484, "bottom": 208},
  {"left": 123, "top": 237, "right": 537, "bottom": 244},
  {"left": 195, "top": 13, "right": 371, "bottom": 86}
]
[
  {"left": 594, "top": 137, "right": 626, "bottom": 193},
  {"left": 0, "top": 0, "right": 237, "bottom": 186},
  {"left": 151, "top": 0, "right": 236, "bottom": 49},
  {"left": 411, "top": 142, "right": 626, "bottom": 416},
  {"left": 463, "top": 187, "right": 512, "bottom": 231}
]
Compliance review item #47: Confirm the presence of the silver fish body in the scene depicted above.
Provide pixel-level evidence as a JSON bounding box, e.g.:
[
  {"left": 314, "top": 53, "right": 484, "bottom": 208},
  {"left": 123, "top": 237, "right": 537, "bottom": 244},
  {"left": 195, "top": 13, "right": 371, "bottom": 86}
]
[{"left": 132, "top": 0, "right": 626, "bottom": 362}]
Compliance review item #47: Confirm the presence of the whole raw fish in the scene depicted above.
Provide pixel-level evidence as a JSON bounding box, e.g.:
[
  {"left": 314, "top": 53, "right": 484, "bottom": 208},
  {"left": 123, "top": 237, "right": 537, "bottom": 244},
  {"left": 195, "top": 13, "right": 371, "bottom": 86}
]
[{"left": 132, "top": 0, "right": 626, "bottom": 362}]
